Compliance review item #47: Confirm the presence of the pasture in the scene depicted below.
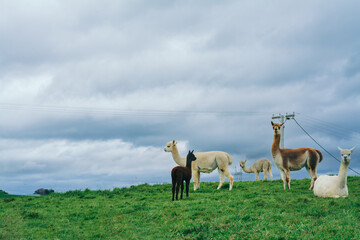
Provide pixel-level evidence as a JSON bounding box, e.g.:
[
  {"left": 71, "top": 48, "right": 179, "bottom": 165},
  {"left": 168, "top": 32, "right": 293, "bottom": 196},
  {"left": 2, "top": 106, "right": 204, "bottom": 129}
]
[{"left": 1, "top": 177, "right": 359, "bottom": 239}]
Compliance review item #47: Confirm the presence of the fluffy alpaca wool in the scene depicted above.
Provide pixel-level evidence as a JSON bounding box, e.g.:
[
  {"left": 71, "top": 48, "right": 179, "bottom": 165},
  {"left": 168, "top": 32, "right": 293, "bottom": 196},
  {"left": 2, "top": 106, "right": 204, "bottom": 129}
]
[
  {"left": 239, "top": 158, "right": 273, "bottom": 181},
  {"left": 313, "top": 147, "right": 355, "bottom": 198}
]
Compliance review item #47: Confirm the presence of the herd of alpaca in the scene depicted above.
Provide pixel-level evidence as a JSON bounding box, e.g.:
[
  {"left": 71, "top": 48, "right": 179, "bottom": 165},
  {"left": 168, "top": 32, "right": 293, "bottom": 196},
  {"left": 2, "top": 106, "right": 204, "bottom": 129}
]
[{"left": 167, "top": 121, "right": 356, "bottom": 200}]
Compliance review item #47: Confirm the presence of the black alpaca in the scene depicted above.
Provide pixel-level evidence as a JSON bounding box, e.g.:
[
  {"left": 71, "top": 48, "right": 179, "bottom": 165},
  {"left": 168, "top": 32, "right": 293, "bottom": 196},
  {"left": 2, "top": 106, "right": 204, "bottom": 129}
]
[{"left": 171, "top": 150, "right": 197, "bottom": 201}]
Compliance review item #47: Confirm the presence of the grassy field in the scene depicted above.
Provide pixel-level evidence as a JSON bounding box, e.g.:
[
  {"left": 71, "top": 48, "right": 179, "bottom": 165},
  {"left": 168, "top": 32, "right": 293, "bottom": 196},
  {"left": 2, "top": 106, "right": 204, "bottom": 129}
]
[{"left": 0, "top": 177, "right": 359, "bottom": 240}]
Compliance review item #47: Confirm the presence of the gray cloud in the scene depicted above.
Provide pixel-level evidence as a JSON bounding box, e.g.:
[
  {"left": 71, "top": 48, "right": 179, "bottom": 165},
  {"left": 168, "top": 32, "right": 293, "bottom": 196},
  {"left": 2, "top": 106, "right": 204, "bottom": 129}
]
[{"left": 0, "top": 0, "right": 360, "bottom": 194}]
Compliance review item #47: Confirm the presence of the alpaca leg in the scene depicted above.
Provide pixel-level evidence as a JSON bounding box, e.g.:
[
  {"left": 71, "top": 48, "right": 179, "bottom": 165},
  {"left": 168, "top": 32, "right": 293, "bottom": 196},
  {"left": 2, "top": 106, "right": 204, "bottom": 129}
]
[
  {"left": 263, "top": 168, "right": 268, "bottom": 180},
  {"left": 180, "top": 181, "right": 184, "bottom": 199},
  {"left": 310, "top": 169, "right": 318, "bottom": 190},
  {"left": 280, "top": 170, "right": 286, "bottom": 190},
  {"left": 305, "top": 166, "right": 312, "bottom": 189},
  {"left": 172, "top": 183, "right": 175, "bottom": 201},
  {"left": 310, "top": 169, "right": 317, "bottom": 190},
  {"left": 175, "top": 182, "right": 180, "bottom": 200},
  {"left": 217, "top": 168, "right": 225, "bottom": 190},
  {"left": 254, "top": 171, "right": 259, "bottom": 181},
  {"left": 284, "top": 169, "right": 291, "bottom": 189},
  {"left": 306, "top": 166, "right": 317, "bottom": 190},
  {"left": 223, "top": 167, "right": 233, "bottom": 191},
  {"left": 197, "top": 172, "right": 201, "bottom": 189},
  {"left": 307, "top": 150, "right": 320, "bottom": 190},
  {"left": 192, "top": 170, "right": 199, "bottom": 191},
  {"left": 185, "top": 180, "right": 190, "bottom": 197},
  {"left": 269, "top": 168, "right": 273, "bottom": 181},
  {"left": 172, "top": 175, "right": 176, "bottom": 201}
]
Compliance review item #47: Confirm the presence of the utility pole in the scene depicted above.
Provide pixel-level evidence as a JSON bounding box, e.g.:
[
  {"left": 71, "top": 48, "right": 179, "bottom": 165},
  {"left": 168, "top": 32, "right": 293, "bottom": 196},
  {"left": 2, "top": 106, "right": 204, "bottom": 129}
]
[{"left": 272, "top": 112, "right": 295, "bottom": 148}]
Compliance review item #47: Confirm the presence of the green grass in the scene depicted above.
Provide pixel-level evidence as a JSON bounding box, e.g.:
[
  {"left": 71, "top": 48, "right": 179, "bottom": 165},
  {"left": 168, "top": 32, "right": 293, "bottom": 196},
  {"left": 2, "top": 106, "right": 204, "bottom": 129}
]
[{"left": 1, "top": 177, "right": 359, "bottom": 239}]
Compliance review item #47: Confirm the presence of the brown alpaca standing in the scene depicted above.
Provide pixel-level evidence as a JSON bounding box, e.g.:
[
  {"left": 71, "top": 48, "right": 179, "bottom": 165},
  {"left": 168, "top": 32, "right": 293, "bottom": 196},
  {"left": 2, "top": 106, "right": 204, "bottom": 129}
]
[
  {"left": 171, "top": 150, "right": 197, "bottom": 201},
  {"left": 271, "top": 121, "right": 323, "bottom": 190}
]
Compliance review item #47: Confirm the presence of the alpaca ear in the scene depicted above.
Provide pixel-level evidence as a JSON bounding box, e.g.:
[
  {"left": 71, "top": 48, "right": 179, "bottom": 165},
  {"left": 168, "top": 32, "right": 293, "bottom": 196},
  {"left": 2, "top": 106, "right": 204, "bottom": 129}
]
[
  {"left": 191, "top": 150, "right": 194, "bottom": 153},
  {"left": 280, "top": 122, "right": 284, "bottom": 127},
  {"left": 271, "top": 121, "right": 274, "bottom": 126},
  {"left": 338, "top": 147, "right": 343, "bottom": 151},
  {"left": 350, "top": 146, "right": 356, "bottom": 153}
]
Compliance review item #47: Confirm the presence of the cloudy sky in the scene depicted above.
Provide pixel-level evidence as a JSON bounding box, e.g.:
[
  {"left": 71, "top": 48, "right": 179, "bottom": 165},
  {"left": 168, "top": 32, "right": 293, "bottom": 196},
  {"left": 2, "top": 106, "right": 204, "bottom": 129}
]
[{"left": 1, "top": 0, "right": 359, "bottom": 194}]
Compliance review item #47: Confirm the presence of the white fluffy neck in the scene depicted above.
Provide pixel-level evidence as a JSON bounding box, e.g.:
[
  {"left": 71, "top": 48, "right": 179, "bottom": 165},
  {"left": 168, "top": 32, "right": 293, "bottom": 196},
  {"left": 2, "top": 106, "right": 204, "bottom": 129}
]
[
  {"left": 240, "top": 165, "right": 253, "bottom": 173},
  {"left": 171, "top": 145, "right": 186, "bottom": 167},
  {"left": 338, "top": 162, "right": 349, "bottom": 188}
]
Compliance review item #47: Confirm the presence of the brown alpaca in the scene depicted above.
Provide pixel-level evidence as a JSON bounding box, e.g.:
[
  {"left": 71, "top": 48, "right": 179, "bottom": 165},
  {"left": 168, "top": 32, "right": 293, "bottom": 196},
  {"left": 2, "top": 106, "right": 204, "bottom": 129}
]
[
  {"left": 271, "top": 121, "right": 323, "bottom": 190},
  {"left": 171, "top": 150, "right": 197, "bottom": 201}
]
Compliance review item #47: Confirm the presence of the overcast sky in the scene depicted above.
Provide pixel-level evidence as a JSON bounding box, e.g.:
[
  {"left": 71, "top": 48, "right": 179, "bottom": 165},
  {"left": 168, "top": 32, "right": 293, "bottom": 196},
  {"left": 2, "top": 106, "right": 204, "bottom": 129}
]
[{"left": 1, "top": 0, "right": 359, "bottom": 194}]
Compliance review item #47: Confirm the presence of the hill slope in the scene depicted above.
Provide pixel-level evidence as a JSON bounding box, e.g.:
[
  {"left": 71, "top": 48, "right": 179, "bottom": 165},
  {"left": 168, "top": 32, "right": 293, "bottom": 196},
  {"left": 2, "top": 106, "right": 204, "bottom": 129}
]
[{"left": 1, "top": 177, "right": 359, "bottom": 239}]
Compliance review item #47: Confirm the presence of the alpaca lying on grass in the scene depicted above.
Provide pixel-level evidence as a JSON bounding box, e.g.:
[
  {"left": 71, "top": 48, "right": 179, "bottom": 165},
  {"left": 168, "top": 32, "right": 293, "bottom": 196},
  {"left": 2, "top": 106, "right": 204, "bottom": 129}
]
[
  {"left": 239, "top": 159, "right": 273, "bottom": 181},
  {"left": 313, "top": 147, "right": 355, "bottom": 198},
  {"left": 171, "top": 150, "right": 197, "bottom": 201},
  {"left": 165, "top": 140, "right": 233, "bottom": 191}
]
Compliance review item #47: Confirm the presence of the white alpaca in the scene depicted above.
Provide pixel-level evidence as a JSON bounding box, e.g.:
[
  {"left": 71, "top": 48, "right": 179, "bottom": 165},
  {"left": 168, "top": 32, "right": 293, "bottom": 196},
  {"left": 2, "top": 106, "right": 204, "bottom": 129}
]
[
  {"left": 239, "top": 159, "right": 273, "bottom": 181},
  {"left": 164, "top": 140, "right": 233, "bottom": 191},
  {"left": 313, "top": 147, "right": 355, "bottom": 198}
]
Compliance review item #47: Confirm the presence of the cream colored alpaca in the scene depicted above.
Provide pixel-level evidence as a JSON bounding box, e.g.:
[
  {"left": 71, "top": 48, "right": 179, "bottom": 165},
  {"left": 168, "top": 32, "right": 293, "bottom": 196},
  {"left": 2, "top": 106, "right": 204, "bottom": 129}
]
[
  {"left": 313, "top": 147, "right": 355, "bottom": 198},
  {"left": 164, "top": 140, "right": 233, "bottom": 191},
  {"left": 239, "top": 159, "right": 273, "bottom": 181}
]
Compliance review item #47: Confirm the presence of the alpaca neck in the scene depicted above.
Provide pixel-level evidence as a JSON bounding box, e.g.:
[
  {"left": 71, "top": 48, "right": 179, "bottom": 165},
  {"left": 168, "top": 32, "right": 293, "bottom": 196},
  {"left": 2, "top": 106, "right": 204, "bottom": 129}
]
[
  {"left": 171, "top": 145, "right": 186, "bottom": 167},
  {"left": 338, "top": 162, "right": 349, "bottom": 188},
  {"left": 186, "top": 163, "right": 192, "bottom": 173},
  {"left": 271, "top": 134, "right": 281, "bottom": 157},
  {"left": 186, "top": 158, "right": 192, "bottom": 168},
  {"left": 241, "top": 165, "right": 253, "bottom": 173}
]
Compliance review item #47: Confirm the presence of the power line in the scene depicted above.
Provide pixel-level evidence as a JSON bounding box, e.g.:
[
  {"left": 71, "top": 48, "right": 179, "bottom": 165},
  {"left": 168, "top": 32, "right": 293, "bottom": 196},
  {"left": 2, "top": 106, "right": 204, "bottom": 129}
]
[
  {"left": 0, "top": 102, "right": 271, "bottom": 118},
  {"left": 292, "top": 117, "right": 360, "bottom": 176},
  {"left": 299, "top": 113, "right": 357, "bottom": 134},
  {"left": 296, "top": 114, "right": 360, "bottom": 141}
]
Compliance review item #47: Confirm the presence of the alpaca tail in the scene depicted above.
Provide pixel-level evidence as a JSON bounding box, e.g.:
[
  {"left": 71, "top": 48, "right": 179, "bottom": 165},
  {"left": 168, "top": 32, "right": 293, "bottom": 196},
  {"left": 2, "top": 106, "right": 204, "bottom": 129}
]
[
  {"left": 316, "top": 150, "right": 323, "bottom": 163},
  {"left": 226, "top": 153, "right": 233, "bottom": 165}
]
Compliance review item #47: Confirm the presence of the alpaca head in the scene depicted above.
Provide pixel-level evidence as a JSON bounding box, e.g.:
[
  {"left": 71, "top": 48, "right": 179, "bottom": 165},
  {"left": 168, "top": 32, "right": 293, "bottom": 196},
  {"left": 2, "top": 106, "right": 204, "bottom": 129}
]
[
  {"left": 239, "top": 160, "right": 247, "bottom": 168},
  {"left": 338, "top": 147, "right": 355, "bottom": 164},
  {"left": 271, "top": 121, "right": 284, "bottom": 136},
  {"left": 186, "top": 150, "right": 197, "bottom": 167},
  {"left": 164, "top": 140, "right": 177, "bottom": 152}
]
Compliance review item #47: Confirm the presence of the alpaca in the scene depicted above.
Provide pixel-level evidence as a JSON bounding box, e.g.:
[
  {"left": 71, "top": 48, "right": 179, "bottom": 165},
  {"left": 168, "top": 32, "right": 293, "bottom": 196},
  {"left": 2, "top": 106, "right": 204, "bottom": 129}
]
[
  {"left": 171, "top": 150, "right": 197, "bottom": 201},
  {"left": 239, "top": 159, "right": 273, "bottom": 181},
  {"left": 313, "top": 147, "right": 355, "bottom": 198},
  {"left": 271, "top": 121, "right": 323, "bottom": 190},
  {"left": 165, "top": 140, "right": 233, "bottom": 191}
]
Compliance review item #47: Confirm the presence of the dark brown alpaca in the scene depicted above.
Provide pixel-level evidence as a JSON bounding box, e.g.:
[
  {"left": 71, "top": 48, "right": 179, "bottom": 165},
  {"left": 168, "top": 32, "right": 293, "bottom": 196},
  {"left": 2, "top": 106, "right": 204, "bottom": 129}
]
[
  {"left": 171, "top": 150, "right": 197, "bottom": 201},
  {"left": 271, "top": 121, "right": 323, "bottom": 190}
]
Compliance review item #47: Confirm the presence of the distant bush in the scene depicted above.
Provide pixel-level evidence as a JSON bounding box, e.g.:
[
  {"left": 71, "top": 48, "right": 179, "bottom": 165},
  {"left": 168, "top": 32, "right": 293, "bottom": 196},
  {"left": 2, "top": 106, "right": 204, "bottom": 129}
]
[
  {"left": 0, "top": 190, "right": 8, "bottom": 195},
  {"left": 34, "top": 188, "right": 55, "bottom": 195}
]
